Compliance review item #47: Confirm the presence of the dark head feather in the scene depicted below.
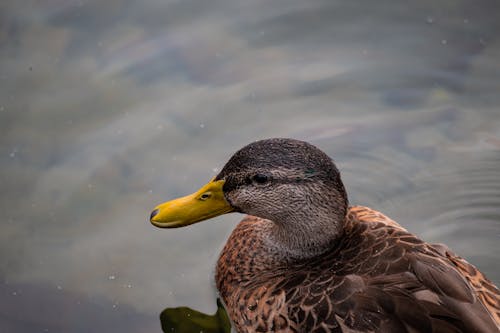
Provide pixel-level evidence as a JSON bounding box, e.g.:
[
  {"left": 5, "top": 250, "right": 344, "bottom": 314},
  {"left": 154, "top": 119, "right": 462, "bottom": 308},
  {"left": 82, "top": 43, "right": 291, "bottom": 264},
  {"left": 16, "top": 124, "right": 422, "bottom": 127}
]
[{"left": 215, "top": 138, "right": 347, "bottom": 204}]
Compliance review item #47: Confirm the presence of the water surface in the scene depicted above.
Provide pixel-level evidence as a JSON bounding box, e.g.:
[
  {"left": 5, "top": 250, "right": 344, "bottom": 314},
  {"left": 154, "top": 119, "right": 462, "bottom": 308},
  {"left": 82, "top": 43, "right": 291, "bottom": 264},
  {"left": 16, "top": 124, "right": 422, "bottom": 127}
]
[{"left": 1, "top": 1, "right": 499, "bottom": 331}]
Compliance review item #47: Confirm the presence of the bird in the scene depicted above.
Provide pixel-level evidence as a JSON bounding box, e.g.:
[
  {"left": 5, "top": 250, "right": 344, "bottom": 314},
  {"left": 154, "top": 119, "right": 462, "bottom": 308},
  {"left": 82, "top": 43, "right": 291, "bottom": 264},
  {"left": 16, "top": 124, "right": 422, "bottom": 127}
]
[{"left": 150, "top": 138, "right": 500, "bottom": 333}]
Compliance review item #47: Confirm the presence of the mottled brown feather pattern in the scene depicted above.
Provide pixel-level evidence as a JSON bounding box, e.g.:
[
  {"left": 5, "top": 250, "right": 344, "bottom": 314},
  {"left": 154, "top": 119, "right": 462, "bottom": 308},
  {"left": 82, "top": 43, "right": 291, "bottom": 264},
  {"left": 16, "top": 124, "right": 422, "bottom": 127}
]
[
  {"left": 154, "top": 138, "right": 499, "bottom": 332},
  {"left": 216, "top": 206, "right": 500, "bottom": 333}
]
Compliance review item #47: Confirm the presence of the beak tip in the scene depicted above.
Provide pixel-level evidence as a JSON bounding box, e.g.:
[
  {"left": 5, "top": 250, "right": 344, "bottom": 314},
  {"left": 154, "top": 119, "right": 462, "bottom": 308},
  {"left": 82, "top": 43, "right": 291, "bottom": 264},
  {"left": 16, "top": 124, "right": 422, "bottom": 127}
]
[{"left": 150, "top": 208, "right": 160, "bottom": 222}]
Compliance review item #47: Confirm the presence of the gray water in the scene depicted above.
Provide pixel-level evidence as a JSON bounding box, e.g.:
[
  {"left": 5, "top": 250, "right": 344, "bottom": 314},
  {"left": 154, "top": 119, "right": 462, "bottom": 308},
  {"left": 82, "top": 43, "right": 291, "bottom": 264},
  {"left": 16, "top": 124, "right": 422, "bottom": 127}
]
[{"left": 1, "top": 1, "right": 499, "bottom": 332}]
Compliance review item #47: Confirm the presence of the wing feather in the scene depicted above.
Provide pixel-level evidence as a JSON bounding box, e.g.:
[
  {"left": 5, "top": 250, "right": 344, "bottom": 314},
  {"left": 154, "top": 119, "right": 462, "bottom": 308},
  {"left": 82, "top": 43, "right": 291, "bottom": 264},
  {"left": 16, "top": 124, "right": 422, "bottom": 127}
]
[{"left": 281, "top": 206, "right": 500, "bottom": 332}]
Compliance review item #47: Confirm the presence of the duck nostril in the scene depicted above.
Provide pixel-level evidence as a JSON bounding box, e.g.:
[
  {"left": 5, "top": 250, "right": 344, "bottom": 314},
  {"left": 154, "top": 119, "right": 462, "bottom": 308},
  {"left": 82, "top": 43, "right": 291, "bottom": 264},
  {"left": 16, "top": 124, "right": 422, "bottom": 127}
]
[
  {"left": 150, "top": 209, "right": 160, "bottom": 221},
  {"left": 199, "top": 192, "right": 212, "bottom": 200}
]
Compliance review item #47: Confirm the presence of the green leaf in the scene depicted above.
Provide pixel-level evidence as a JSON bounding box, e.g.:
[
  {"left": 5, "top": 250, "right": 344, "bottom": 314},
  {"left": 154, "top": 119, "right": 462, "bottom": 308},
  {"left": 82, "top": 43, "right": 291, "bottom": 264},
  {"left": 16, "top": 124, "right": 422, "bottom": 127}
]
[{"left": 160, "top": 298, "right": 231, "bottom": 333}]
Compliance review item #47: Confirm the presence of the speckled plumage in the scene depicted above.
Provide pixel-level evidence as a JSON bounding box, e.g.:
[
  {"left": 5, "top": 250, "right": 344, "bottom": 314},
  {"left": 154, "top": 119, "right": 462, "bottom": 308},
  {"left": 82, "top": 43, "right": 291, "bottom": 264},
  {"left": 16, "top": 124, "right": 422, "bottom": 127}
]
[
  {"left": 210, "top": 139, "right": 499, "bottom": 333},
  {"left": 216, "top": 207, "right": 500, "bottom": 333},
  {"left": 152, "top": 138, "right": 499, "bottom": 332}
]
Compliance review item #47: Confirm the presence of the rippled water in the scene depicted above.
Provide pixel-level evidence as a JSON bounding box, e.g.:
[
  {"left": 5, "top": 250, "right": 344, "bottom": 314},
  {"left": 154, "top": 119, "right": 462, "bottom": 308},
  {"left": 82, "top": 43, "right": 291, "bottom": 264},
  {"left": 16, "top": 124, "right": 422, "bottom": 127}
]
[{"left": 1, "top": 1, "right": 499, "bottom": 331}]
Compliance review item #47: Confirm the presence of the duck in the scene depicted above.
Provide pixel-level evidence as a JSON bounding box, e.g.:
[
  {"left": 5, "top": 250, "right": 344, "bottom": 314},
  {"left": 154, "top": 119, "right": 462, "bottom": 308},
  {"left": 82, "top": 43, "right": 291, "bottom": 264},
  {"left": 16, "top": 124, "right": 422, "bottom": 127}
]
[{"left": 150, "top": 138, "right": 500, "bottom": 333}]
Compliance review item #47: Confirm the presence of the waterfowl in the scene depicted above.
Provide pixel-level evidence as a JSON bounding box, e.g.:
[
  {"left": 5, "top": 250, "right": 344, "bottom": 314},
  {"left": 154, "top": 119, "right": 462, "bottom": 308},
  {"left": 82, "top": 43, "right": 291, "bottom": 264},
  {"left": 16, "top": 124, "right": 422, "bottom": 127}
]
[{"left": 150, "top": 138, "right": 500, "bottom": 333}]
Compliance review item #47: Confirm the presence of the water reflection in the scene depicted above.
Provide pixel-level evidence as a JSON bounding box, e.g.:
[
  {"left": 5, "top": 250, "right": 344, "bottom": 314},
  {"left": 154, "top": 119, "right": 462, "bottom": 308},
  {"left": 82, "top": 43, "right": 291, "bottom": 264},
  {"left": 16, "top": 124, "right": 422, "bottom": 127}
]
[{"left": 0, "top": 0, "right": 499, "bottom": 331}]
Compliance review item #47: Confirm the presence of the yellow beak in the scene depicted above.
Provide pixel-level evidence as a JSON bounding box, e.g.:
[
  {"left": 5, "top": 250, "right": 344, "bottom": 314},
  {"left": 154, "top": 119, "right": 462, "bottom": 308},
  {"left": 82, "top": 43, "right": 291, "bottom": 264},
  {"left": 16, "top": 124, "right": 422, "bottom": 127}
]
[{"left": 150, "top": 179, "right": 234, "bottom": 228}]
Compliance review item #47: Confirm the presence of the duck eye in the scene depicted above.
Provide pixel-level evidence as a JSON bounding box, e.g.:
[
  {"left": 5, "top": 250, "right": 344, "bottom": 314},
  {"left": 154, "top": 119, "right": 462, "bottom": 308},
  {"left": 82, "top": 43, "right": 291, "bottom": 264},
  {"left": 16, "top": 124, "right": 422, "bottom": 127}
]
[{"left": 252, "top": 174, "right": 269, "bottom": 184}]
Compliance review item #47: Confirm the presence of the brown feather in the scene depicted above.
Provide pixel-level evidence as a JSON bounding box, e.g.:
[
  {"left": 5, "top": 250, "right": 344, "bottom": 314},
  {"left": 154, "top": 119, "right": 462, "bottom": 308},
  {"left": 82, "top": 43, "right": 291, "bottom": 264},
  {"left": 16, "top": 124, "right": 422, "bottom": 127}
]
[{"left": 216, "top": 206, "right": 500, "bottom": 333}]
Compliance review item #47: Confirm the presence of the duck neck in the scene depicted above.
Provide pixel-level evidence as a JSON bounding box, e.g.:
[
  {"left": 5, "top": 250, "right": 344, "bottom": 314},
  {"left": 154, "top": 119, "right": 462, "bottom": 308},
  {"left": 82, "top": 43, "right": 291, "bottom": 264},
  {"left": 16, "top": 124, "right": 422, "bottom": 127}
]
[{"left": 265, "top": 205, "right": 346, "bottom": 261}]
